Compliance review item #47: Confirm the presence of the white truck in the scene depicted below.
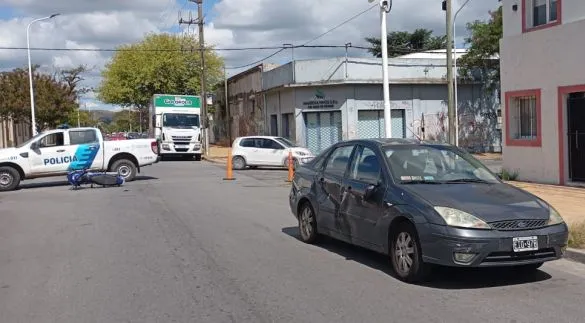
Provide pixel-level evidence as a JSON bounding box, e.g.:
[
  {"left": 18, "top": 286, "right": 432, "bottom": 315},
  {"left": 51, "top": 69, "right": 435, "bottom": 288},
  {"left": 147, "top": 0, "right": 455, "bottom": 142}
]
[
  {"left": 149, "top": 94, "right": 202, "bottom": 160},
  {"left": 0, "top": 127, "right": 160, "bottom": 192}
]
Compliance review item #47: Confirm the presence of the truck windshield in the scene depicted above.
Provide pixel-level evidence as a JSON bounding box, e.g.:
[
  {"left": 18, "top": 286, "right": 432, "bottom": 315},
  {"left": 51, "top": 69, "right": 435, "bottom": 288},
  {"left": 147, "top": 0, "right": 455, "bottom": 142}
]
[{"left": 163, "top": 113, "right": 200, "bottom": 128}]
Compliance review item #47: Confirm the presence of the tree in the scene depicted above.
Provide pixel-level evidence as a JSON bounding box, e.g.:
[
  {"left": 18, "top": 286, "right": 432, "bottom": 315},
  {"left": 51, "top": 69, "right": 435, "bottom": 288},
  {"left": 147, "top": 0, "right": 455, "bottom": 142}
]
[
  {"left": 97, "top": 33, "right": 224, "bottom": 114},
  {"left": 457, "top": 6, "right": 502, "bottom": 90},
  {"left": 365, "top": 28, "right": 447, "bottom": 58},
  {"left": 0, "top": 65, "right": 88, "bottom": 130}
]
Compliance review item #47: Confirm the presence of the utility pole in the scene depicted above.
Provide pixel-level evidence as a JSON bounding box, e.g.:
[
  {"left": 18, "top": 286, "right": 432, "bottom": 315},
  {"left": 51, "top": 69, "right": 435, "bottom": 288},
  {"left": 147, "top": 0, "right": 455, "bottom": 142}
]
[
  {"left": 444, "top": 0, "right": 456, "bottom": 145},
  {"left": 224, "top": 64, "right": 231, "bottom": 144},
  {"left": 180, "top": 0, "right": 208, "bottom": 156}
]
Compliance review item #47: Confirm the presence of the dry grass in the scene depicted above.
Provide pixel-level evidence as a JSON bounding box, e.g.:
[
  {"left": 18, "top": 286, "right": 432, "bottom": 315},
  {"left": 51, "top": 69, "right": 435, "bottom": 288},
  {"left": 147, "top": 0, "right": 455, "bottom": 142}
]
[{"left": 569, "top": 222, "right": 585, "bottom": 249}]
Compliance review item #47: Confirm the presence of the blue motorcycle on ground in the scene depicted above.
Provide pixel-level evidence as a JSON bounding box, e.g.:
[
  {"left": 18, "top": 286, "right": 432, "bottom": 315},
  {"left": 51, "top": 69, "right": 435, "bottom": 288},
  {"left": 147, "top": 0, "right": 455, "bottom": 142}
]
[{"left": 67, "top": 169, "right": 125, "bottom": 190}]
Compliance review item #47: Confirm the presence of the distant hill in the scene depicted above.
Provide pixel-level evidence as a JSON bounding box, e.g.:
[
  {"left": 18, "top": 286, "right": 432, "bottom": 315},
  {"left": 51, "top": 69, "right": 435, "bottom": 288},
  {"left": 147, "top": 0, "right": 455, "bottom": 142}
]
[{"left": 90, "top": 110, "right": 116, "bottom": 123}]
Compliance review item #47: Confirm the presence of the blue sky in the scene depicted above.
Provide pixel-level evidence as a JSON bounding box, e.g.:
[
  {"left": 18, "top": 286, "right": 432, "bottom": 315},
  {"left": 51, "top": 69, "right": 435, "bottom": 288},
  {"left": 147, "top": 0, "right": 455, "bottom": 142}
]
[{"left": 0, "top": 0, "right": 499, "bottom": 111}]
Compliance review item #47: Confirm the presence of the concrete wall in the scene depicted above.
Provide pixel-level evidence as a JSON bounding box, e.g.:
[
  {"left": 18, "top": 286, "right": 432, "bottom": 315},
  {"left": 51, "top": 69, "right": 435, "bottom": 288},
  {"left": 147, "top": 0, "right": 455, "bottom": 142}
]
[
  {"left": 500, "top": 9, "right": 585, "bottom": 184},
  {"left": 263, "top": 57, "right": 452, "bottom": 90},
  {"left": 265, "top": 83, "right": 499, "bottom": 150},
  {"left": 503, "top": 0, "right": 585, "bottom": 37}
]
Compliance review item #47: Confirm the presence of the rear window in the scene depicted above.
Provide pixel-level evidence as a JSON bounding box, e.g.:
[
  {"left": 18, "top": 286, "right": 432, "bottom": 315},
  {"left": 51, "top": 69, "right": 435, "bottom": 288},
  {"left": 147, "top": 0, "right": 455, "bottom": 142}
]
[{"left": 240, "top": 138, "right": 256, "bottom": 147}]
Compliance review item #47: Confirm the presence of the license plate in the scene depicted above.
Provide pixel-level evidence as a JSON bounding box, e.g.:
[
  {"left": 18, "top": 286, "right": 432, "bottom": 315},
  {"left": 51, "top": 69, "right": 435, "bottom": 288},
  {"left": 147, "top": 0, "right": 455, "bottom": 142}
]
[
  {"left": 176, "top": 145, "right": 188, "bottom": 148},
  {"left": 513, "top": 236, "right": 538, "bottom": 252}
]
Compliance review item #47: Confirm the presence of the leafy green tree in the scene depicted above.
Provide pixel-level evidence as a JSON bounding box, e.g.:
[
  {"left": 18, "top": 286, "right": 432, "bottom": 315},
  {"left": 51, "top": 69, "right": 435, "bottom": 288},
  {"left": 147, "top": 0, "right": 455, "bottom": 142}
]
[
  {"left": 457, "top": 6, "right": 502, "bottom": 90},
  {"left": 0, "top": 65, "right": 88, "bottom": 130},
  {"left": 365, "top": 28, "right": 447, "bottom": 58},
  {"left": 97, "top": 33, "right": 224, "bottom": 114}
]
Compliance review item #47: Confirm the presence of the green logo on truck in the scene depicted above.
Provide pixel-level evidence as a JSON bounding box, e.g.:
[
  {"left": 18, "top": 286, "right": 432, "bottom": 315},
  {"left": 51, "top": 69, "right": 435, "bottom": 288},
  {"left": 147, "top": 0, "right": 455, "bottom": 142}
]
[{"left": 153, "top": 95, "right": 201, "bottom": 108}]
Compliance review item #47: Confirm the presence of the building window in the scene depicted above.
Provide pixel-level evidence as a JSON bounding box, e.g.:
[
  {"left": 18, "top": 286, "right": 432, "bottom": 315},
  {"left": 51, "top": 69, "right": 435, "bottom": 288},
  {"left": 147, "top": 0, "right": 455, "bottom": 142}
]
[
  {"left": 505, "top": 89, "right": 542, "bottom": 147},
  {"left": 524, "top": 0, "right": 561, "bottom": 32}
]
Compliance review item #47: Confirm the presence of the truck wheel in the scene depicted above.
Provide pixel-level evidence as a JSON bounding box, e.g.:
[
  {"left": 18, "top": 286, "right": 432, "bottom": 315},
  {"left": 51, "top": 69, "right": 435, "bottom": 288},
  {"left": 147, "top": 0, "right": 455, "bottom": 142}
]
[
  {"left": 0, "top": 166, "right": 21, "bottom": 192},
  {"left": 194, "top": 154, "right": 202, "bottom": 161},
  {"left": 110, "top": 159, "right": 137, "bottom": 182}
]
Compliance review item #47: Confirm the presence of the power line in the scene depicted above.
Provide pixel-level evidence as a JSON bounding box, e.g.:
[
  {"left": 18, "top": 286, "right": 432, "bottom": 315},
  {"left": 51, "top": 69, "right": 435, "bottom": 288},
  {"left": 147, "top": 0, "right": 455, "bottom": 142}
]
[
  {"left": 301, "top": 4, "right": 378, "bottom": 46},
  {"left": 0, "top": 44, "right": 374, "bottom": 52},
  {"left": 228, "top": 3, "right": 378, "bottom": 71}
]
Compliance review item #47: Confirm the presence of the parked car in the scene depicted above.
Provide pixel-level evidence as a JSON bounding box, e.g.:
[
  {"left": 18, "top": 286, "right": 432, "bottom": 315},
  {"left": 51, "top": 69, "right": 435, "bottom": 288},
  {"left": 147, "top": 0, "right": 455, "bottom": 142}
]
[
  {"left": 0, "top": 127, "right": 160, "bottom": 191},
  {"left": 231, "top": 136, "right": 314, "bottom": 170},
  {"left": 289, "top": 138, "right": 569, "bottom": 283}
]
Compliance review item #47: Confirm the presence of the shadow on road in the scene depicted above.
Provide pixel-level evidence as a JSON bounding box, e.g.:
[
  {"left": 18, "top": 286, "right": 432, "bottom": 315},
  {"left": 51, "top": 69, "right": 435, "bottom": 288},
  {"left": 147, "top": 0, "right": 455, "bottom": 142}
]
[
  {"left": 17, "top": 176, "right": 158, "bottom": 191},
  {"left": 282, "top": 226, "right": 552, "bottom": 290}
]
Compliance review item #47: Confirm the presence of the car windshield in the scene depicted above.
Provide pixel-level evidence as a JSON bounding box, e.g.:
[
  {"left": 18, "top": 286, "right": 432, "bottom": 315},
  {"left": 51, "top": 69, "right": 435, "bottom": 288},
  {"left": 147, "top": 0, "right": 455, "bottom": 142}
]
[
  {"left": 274, "top": 137, "right": 297, "bottom": 147},
  {"left": 16, "top": 132, "right": 44, "bottom": 148},
  {"left": 163, "top": 113, "right": 200, "bottom": 128},
  {"left": 384, "top": 145, "right": 499, "bottom": 184}
]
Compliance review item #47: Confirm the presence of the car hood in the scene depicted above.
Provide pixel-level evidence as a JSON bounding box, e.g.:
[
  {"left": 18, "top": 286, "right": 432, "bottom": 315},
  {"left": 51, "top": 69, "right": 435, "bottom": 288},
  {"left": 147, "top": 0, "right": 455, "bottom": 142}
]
[
  {"left": 402, "top": 182, "right": 551, "bottom": 222},
  {"left": 0, "top": 147, "right": 18, "bottom": 160}
]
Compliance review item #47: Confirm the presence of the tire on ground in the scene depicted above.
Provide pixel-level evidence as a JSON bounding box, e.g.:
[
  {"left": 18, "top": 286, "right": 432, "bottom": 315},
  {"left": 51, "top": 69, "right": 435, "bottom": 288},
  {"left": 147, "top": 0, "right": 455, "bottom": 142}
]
[
  {"left": 110, "top": 159, "right": 138, "bottom": 182},
  {"left": 0, "top": 166, "right": 21, "bottom": 192}
]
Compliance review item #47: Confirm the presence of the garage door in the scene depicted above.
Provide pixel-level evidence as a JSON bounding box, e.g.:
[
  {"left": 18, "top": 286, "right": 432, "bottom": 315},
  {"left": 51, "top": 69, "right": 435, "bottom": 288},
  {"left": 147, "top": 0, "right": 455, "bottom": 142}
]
[
  {"left": 305, "top": 111, "right": 342, "bottom": 154},
  {"left": 357, "top": 109, "right": 405, "bottom": 139}
]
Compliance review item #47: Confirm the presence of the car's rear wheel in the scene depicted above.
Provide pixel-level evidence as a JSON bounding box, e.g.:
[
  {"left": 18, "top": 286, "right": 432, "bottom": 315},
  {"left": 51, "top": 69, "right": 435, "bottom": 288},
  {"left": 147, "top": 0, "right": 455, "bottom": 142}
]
[
  {"left": 298, "top": 202, "right": 319, "bottom": 244},
  {"left": 110, "top": 159, "right": 137, "bottom": 182},
  {"left": 390, "top": 222, "right": 430, "bottom": 283},
  {"left": 232, "top": 156, "right": 246, "bottom": 170}
]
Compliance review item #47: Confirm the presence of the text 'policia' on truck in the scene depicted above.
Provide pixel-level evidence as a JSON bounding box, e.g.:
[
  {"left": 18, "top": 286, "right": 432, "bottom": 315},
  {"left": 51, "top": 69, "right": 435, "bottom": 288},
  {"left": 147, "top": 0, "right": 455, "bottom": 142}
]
[{"left": 148, "top": 94, "right": 202, "bottom": 161}]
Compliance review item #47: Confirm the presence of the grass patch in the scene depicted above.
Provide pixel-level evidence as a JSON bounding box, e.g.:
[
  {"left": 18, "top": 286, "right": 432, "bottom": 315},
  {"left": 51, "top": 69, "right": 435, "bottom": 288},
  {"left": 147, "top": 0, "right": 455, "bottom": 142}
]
[
  {"left": 568, "top": 222, "right": 585, "bottom": 249},
  {"left": 498, "top": 168, "right": 519, "bottom": 181}
]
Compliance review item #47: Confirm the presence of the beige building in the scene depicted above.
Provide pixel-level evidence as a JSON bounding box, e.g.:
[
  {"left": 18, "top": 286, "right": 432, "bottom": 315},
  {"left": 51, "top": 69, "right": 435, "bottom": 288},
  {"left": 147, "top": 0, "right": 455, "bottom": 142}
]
[
  {"left": 0, "top": 118, "right": 31, "bottom": 149},
  {"left": 500, "top": 0, "right": 585, "bottom": 185},
  {"left": 211, "top": 63, "right": 278, "bottom": 145}
]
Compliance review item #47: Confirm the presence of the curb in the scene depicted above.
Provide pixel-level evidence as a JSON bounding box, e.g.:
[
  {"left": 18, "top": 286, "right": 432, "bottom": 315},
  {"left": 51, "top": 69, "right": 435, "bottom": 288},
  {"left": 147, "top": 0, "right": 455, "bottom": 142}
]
[
  {"left": 202, "top": 156, "right": 226, "bottom": 164},
  {"left": 565, "top": 248, "right": 585, "bottom": 264}
]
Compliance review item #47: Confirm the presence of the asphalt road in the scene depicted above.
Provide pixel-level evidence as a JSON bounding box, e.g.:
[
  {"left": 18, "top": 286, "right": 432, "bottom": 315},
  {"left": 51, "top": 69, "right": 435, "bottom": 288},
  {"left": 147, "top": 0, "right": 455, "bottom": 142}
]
[{"left": 1, "top": 160, "right": 584, "bottom": 323}]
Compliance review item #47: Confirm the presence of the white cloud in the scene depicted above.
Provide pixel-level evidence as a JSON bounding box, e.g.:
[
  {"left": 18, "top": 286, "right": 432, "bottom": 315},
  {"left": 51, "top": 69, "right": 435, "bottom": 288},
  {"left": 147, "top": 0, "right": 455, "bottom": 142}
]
[{"left": 0, "top": 0, "right": 500, "bottom": 109}]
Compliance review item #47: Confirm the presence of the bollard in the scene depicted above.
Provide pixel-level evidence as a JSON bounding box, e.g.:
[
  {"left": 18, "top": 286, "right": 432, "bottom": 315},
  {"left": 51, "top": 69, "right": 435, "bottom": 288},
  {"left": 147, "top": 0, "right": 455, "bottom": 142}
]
[
  {"left": 223, "top": 148, "right": 236, "bottom": 181},
  {"left": 286, "top": 150, "right": 294, "bottom": 182}
]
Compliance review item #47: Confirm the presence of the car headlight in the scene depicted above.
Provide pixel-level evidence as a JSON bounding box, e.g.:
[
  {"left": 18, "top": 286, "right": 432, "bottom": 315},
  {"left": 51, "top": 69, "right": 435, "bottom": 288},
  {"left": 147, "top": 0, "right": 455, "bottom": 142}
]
[
  {"left": 547, "top": 207, "right": 565, "bottom": 226},
  {"left": 294, "top": 151, "right": 307, "bottom": 156},
  {"left": 434, "top": 206, "right": 491, "bottom": 229}
]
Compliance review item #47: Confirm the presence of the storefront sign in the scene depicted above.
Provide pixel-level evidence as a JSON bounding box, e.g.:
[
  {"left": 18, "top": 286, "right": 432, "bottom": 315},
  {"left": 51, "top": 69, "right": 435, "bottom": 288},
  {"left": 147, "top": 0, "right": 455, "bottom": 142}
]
[{"left": 302, "top": 88, "right": 339, "bottom": 109}]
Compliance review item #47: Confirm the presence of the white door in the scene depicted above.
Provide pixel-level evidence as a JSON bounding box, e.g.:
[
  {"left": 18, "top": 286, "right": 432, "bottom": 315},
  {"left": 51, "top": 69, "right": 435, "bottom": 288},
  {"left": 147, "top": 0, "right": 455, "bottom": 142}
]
[
  {"left": 29, "top": 131, "right": 69, "bottom": 174},
  {"left": 238, "top": 137, "right": 262, "bottom": 164},
  {"left": 260, "top": 138, "right": 286, "bottom": 165}
]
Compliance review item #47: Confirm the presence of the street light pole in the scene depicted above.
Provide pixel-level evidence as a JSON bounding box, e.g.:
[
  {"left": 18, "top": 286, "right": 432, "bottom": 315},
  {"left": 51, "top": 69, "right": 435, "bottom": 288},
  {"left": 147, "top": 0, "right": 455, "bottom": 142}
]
[
  {"left": 445, "top": 0, "right": 456, "bottom": 145},
  {"left": 370, "top": 0, "right": 392, "bottom": 138},
  {"left": 26, "top": 13, "right": 60, "bottom": 136},
  {"left": 453, "top": 0, "right": 473, "bottom": 147}
]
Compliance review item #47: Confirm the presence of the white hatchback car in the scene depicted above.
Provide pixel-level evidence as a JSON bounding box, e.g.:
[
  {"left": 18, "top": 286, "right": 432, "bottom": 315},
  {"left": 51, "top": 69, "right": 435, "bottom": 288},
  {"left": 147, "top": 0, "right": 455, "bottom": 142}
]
[{"left": 231, "top": 136, "right": 314, "bottom": 170}]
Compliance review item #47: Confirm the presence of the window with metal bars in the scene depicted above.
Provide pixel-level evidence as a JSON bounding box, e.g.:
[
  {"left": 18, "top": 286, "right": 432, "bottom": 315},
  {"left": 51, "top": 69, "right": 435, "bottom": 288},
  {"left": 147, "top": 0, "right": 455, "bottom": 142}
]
[{"left": 510, "top": 95, "right": 538, "bottom": 140}]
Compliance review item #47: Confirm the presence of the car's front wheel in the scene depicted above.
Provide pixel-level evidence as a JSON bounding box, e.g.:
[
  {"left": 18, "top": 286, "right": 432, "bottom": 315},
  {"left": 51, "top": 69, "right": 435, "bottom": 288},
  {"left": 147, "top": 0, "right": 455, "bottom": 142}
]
[
  {"left": 390, "top": 221, "right": 430, "bottom": 283},
  {"left": 298, "top": 202, "right": 319, "bottom": 244}
]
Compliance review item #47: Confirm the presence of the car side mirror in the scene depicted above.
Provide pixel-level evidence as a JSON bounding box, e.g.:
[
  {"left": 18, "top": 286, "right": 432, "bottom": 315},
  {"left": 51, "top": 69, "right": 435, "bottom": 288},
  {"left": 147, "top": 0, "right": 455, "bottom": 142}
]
[
  {"left": 364, "top": 182, "right": 380, "bottom": 201},
  {"left": 30, "top": 142, "right": 39, "bottom": 150}
]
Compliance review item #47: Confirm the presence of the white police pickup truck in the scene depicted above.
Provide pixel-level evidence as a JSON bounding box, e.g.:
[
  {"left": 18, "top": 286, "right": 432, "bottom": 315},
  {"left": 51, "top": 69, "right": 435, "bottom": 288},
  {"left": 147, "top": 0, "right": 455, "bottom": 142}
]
[{"left": 0, "top": 127, "right": 160, "bottom": 191}]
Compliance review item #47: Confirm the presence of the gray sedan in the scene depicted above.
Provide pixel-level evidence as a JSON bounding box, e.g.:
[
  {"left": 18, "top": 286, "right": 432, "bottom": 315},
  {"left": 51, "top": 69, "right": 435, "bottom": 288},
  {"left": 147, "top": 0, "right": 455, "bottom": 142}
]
[{"left": 289, "top": 139, "right": 569, "bottom": 283}]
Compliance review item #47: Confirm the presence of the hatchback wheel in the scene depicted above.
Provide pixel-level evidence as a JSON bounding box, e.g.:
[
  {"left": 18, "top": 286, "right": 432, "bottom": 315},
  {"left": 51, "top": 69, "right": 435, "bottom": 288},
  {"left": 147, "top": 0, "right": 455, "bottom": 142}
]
[
  {"left": 390, "top": 222, "right": 430, "bottom": 283},
  {"left": 232, "top": 156, "right": 246, "bottom": 170},
  {"left": 298, "top": 202, "right": 318, "bottom": 243}
]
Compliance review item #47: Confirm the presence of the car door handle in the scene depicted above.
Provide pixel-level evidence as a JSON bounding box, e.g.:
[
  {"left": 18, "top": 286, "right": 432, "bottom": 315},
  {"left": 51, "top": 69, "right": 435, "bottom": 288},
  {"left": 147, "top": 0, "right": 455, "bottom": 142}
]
[{"left": 56, "top": 149, "right": 66, "bottom": 152}]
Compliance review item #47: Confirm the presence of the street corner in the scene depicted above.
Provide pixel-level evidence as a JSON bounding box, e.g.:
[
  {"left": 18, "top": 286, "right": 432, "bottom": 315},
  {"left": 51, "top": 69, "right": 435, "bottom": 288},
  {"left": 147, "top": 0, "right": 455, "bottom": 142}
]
[
  {"left": 202, "top": 156, "right": 227, "bottom": 164},
  {"left": 565, "top": 248, "right": 585, "bottom": 264}
]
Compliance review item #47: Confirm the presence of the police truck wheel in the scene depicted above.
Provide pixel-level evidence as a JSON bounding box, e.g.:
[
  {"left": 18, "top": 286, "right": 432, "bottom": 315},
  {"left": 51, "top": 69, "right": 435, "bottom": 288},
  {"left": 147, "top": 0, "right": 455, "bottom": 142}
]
[
  {"left": 110, "top": 159, "right": 137, "bottom": 182},
  {"left": 0, "top": 166, "right": 21, "bottom": 192}
]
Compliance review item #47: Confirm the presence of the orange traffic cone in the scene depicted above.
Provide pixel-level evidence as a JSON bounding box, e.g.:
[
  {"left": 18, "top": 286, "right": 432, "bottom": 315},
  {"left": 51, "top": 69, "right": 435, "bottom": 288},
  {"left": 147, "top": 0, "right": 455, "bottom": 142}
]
[
  {"left": 223, "top": 148, "right": 235, "bottom": 181},
  {"left": 286, "top": 150, "right": 294, "bottom": 182}
]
